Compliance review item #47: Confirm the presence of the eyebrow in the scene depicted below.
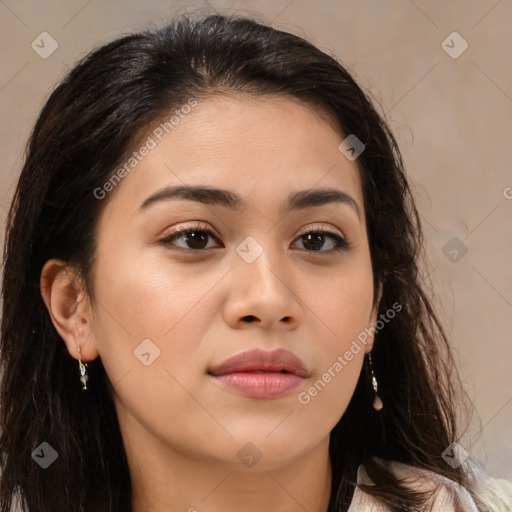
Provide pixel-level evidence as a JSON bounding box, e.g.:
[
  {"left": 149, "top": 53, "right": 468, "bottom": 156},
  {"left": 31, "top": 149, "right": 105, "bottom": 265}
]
[{"left": 138, "top": 185, "right": 361, "bottom": 221}]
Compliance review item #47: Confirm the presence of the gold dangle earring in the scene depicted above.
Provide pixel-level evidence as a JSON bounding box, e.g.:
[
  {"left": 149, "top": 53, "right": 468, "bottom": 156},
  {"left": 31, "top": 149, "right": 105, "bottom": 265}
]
[
  {"left": 368, "top": 352, "right": 383, "bottom": 411},
  {"left": 77, "top": 347, "right": 89, "bottom": 391}
]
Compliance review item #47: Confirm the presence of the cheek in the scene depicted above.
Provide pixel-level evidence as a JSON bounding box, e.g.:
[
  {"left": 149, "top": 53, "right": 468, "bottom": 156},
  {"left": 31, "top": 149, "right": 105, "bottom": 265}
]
[
  {"left": 89, "top": 246, "right": 214, "bottom": 381},
  {"left": 294, "top": 280, "right": 371, "bottom": 435},
  {"left": 94, "top": 242, "right": 217, "bottom": 334},
  {"left": 90, "top": 249, "right": 221, "bottom": 432},
  {"left": 310, "top": 258, "right": 375, "bottom": 347},
  {"left": 299, "top": 257, "right": 373, "bottom": 405}
]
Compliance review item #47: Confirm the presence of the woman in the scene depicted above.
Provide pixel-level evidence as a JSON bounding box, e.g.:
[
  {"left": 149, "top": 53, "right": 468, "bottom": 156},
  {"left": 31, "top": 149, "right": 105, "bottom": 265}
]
[{"left": 0, "top": 12, "right": 499, "bottom": 512}]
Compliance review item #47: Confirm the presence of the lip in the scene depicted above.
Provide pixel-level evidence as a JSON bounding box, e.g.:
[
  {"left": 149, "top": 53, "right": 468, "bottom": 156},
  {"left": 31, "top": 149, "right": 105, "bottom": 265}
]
[{"left": 208, "top": 348, "right": 309, "bottom": 399}]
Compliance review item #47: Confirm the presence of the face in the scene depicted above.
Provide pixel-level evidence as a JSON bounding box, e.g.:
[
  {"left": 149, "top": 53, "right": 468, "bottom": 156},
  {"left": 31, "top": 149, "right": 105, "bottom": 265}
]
[{"left": 64, "top": 95, "right": 379, "bottom": 471}]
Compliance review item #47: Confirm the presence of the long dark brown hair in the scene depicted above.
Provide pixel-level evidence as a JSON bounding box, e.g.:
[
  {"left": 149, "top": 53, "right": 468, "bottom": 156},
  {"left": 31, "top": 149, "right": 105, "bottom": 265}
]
[{"left": 1, "top": 13, "right": 482, "bottom": 512}]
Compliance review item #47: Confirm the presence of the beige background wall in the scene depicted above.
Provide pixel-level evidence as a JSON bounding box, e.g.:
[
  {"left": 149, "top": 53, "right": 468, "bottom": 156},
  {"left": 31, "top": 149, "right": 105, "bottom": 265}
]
[{"left": 1, "top": 0, "right": 510, "bottom": 478}]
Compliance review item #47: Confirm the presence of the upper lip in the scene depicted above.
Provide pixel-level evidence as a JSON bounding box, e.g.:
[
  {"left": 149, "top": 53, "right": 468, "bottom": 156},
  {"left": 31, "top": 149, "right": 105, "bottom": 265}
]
[{"left": 208, "top": 348, "right": 309, "bottom": 378}]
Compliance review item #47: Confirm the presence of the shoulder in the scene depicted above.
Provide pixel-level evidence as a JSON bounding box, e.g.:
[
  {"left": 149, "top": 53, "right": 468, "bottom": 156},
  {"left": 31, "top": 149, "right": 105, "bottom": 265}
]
[{"left": 348, "top": 457, "right": 480, "bottom": 512}]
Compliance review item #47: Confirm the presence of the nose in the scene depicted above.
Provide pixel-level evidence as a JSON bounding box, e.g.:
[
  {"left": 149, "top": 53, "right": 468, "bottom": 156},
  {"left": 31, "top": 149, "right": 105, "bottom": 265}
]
[{"left": 222, "top": 243, "right": 303, "bottom": 331}]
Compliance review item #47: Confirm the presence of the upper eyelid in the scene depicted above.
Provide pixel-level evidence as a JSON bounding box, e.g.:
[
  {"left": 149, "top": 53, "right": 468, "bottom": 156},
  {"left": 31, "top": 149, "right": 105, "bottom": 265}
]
[
  {"left": 301, "top": 222, "right": 345, "bottom": 238},
  {"left": 163, "top": 221, "right": 216, "bottom": 237}
]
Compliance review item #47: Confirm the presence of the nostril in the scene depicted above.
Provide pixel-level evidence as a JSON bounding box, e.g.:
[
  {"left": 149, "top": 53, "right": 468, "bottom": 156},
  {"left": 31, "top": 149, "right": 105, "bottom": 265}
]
[{"left": 243, "top": 315, "right": 257, "bottom": 322}]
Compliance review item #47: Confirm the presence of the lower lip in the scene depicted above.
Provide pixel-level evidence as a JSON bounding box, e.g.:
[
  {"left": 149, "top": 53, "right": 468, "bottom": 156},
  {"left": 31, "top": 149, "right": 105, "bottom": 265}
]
[{"left": 211, "top": 372, "right": 305, "bottom": 399}]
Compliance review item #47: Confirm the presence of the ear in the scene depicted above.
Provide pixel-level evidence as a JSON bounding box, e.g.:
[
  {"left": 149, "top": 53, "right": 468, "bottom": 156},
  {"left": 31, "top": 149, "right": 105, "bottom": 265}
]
[
  {"left": 364, "top": 281, "right": 383, "bottom": 354},
  {"left": 40, "top": 259, "right": 99, "bottom": 362}
]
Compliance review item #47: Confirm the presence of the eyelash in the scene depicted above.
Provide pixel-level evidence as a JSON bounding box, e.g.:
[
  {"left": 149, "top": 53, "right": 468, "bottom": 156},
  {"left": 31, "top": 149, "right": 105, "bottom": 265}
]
[{"left": 158, "top": 222, "right": 350, "bottom": 254}]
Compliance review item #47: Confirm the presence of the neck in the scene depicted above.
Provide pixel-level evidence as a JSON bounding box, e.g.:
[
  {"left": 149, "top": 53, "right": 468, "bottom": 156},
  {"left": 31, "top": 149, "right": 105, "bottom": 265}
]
[{"left": 122, "top": 415, "right": 333, "bottom": 511}]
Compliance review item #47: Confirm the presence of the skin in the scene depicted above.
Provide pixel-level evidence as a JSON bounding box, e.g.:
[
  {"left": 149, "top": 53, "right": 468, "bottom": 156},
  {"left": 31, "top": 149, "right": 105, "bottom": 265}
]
[{"left": 41, "top": 95, "right": 381, "bottom": 512}]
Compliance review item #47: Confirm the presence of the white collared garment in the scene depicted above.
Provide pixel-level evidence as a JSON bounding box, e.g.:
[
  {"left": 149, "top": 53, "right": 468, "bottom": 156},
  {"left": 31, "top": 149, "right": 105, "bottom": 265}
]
[{"left": 346, "top": 458, "right": 481, "bottom": 512}]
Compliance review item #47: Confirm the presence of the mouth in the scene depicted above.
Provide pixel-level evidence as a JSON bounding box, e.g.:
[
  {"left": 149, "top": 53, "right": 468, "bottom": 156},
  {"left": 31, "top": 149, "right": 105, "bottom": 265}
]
[{"left": 207, "top": 348, "right": 309, "bottom": 399}]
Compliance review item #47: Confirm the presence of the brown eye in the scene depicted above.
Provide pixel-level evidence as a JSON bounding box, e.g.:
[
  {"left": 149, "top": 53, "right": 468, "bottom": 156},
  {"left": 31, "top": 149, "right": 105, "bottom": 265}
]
[
  {"left": 159, "top": 224, "right": 222, "bottom": 251},
  {"left": 302, "top": 233, "right": 326, "bottom": 251},
  {"left": 178, "top": 230, "right": 211, "bottom": 250},
  {"left": 293, "top": 230, "right": 348, "bottom": 253}
]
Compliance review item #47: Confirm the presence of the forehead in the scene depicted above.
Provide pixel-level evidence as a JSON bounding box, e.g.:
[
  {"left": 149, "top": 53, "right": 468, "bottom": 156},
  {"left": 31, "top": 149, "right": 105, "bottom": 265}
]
[{"left": 101, "top": 94, "right": 365, "bottom": 220}]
